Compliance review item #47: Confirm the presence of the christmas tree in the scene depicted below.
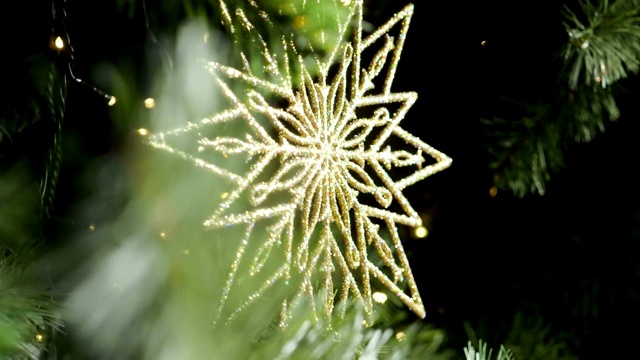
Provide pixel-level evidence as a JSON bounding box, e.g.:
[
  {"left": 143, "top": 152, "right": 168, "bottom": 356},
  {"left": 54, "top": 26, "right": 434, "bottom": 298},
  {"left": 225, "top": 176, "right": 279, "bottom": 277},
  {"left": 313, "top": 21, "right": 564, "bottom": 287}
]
[{"left": 2, "top": 0, "right": 640, "bottom": 359}]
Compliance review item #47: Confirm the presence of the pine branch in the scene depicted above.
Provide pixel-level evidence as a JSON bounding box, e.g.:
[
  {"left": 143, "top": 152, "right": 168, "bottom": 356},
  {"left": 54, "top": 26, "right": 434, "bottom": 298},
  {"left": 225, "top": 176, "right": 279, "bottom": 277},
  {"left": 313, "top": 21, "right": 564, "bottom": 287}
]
[
  {"left": 504, "top": 312, "right": 579, "bottom": 360},
  {"left": 484, "top": 0, "right": 638, "bottom": 197},
  {"left": 40, "top": 62, "right": 67, "bottom": 220},
  {"left": 560, "top": 85, "right": 619, "bottom": 142},
  {"left": 481, "top": 101, "right": 564, "bottom": 197},
  {"left": 563, "top": 0, "right": 640, "bottom": 90},
  {"left": 463, "top": 340, "right": 514, "bottom": 360},
  {"left": 0, "top": 251, "right": 60, "bottom": 359}
]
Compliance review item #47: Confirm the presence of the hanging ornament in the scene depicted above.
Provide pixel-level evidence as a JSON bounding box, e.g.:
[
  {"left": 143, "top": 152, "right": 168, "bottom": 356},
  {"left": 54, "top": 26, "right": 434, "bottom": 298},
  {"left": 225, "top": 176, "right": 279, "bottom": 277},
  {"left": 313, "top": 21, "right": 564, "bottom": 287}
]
[{"left": 147, "top": 0, "right": 451, "bottom": 325}]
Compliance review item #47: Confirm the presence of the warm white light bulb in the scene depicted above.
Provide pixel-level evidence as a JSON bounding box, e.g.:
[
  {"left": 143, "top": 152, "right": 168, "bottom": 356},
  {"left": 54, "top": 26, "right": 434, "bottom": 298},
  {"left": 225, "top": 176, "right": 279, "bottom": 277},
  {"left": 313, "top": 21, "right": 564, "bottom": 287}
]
[
  {"left": 54, "top": 36, "right": 64, "bottom": 49},
  {"left": 144, "top": 98, "right": 155, "bottom": 109},
  {"left": 413, "top": 226, "right": 428, "bottom": 239},
  {"left": 372, "top": 291, "right": 388, "bottom": 304}
]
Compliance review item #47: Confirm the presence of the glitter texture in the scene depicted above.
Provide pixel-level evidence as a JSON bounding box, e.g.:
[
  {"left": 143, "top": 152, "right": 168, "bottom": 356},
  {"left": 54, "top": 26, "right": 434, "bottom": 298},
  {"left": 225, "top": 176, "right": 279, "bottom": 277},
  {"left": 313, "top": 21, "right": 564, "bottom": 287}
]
[{"left": 147, "top": 0, "right": 451, "bottom": 324}]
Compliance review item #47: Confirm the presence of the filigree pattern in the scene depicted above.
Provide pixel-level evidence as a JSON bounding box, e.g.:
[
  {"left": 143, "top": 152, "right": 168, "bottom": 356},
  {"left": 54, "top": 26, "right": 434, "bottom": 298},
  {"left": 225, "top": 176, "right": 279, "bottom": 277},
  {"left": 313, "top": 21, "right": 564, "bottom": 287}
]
[{"left": 147, "top": 0, "right": 451, "bottom": 325}]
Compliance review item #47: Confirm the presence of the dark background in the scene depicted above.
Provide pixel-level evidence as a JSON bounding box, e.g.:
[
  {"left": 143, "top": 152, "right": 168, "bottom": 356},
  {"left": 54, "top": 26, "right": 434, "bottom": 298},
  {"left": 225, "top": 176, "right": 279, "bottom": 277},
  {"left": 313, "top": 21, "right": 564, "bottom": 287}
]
[{"left": 4, "top": 0, "right": 640, "bottom": 358}]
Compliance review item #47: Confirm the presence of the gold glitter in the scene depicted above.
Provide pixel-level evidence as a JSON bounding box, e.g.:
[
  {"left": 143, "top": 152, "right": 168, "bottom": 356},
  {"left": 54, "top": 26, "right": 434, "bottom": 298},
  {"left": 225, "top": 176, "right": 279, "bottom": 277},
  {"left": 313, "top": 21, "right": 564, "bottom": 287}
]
[{"left": 147, "top": 1, "right": 450, "bottom": 324}]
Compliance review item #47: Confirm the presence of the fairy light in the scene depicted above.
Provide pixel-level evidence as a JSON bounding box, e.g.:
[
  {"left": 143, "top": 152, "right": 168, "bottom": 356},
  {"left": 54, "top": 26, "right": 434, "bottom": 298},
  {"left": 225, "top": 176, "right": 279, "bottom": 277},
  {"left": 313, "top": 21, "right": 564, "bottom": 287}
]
[
  {"left": 35, "top": 334, "right": 44, "bottom": 343},
  {"left": 413, "top": 225, "right": 428, "bottom": 239},
  {"left": 372, "top": 291, "right": 388, "bottom": 304},
  {"left": 481, "top": 40, "right": 487, "bottom": 46},
  {"left": 395, "top": 331, "right": 405, "bottom": 342},
  {"left": 489, "top": 186, "right": 498, "bottom": 197},
  {"left": 108, "top": 96, "right": 117, "bottom": 106},
  {"left": 54, "top": 36, "right": 64, "bottom": 49},
  {"left": 89, "top": 224, "right": 96, "bottom": 232},
  {"left": 137, "top": 128, "right": 149, "bottom": 136},
  {"left": 293, "top": 15, "right": 307, "bottom": 28},
  {"left": 144, "top": 98, "right": 156, "bottom": 109},
  {"left": 159, "top": 231, "right": 167, "bottom": 239}
]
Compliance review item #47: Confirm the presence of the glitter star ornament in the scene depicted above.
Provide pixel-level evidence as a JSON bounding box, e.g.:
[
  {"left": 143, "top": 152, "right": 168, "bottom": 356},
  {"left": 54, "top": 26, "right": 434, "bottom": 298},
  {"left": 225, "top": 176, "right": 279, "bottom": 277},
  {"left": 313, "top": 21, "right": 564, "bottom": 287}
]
[{"left": 148, "top": 0, "right": 451, "bottom": 325}]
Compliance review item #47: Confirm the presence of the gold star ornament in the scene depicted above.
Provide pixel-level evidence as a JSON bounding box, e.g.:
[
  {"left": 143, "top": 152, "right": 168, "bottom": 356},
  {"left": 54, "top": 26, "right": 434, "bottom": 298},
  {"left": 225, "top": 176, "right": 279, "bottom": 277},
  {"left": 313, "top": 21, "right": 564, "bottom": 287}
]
[{"left": 147, "top": 0, "right": 451, "bottom": 324}]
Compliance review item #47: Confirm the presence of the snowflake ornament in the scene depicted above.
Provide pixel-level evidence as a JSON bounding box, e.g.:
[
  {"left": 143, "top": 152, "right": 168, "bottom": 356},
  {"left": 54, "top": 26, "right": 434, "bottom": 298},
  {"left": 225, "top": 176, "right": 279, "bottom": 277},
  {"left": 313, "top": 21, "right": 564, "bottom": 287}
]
[{"left": 148, "top": 0, "right": 451, "bottom": 325}]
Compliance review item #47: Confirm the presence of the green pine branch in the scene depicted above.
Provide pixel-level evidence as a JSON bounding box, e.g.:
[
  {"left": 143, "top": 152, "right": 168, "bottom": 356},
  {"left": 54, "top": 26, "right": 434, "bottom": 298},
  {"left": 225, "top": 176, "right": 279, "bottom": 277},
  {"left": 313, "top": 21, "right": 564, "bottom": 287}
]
[
  {"left": 0, "top": 250, "right": 59, "bottom": 359},
  {"left": 485, "top": 0, "right": 638, "bottom": 197},
  {"left": 464, "top": 340, "right": 514, "bottom": 360},
  {"left": 481, "top": 101, "right": 564, "bottom": 197},
  {"left": 563, "top": 0, "right": 640, "bottom": 90}
]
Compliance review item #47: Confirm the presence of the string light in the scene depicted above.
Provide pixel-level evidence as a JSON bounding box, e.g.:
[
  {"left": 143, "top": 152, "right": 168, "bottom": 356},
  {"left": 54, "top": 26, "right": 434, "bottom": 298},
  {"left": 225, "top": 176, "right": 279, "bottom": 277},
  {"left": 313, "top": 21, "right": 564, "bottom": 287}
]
[
  {"left": 293, "top": 15, "right": 307, "bottom": 28},
  {"left": 159, "top": 231, "right": 167, "bottom": 239},
  {"left": 489, "top": 186, "right": 498, "bottom": 197},
  {"left": 35, "top": 334, "right": 44, "bottom": 343},
  {"left": 108, "top": 96, "right": 117, "bottom": 106},
  {"left": 372, "top": 292, "right": 388, "bottom": 304},
  {"left": 137, "top": 128, "right": 149, "bottom": 136},
  {"left": 89, "top": 224, "right": 96, "bottom": 232},
  {"left": 144, "top": 98, "right": 156, "bottom": 109},
  {"left": 395, "top": 331, "right": 405, "bottom": 342},
  {"left": 481, "top": 40, "right": 487, "bottom": 46},
  {"left": 413, "top": 225, "right": 428, "bottom": 239},
  {"left": 54, "top": 36, "right": 64, "bottom": 49}
]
